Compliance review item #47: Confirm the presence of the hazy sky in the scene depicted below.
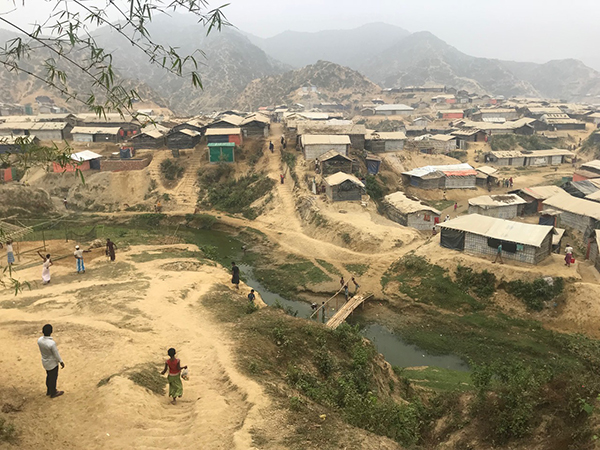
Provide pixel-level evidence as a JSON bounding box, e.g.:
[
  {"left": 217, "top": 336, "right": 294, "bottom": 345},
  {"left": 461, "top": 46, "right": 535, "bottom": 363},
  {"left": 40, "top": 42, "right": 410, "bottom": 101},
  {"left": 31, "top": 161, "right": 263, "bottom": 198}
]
[{"left": 3, "top": 0, "right": 599, "bottom": 68}]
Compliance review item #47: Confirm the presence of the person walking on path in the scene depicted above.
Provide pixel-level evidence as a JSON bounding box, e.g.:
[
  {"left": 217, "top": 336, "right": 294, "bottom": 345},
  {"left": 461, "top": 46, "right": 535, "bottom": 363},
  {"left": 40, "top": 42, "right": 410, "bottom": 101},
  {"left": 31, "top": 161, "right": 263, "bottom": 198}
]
[
  {"left": 105, "top": 239, "right": 117, "bottom": 262},
  {"left": 74, "top": 245, "right": 85, "bottom": 274},
  {"left": 37, "top": 251, "right": 52, "bottom": 284},
  {"left": 38, "top": 324, "right": 64, "bottom": 398},
  {"left": 352, "top": 277, "right": 360, "bottom": 294},
  {"left": 63, "top": 197, "right": 68, "bottom": 209},
  {"left": 565, "top": 244, "right": 574, "bottom": 268},
  {"left": 493, "top": 244, "right": 503, "bottom": 264},
  {"left": 231, "top": 262, "right": 240, "bottom": 289},
  {"left": 5, "top": 239, "right": 14, "bottom": 266},
  {"left": 161, "top": 348, "right": 187, "bottom": 404},
  {"left": 248, "top": 289, "right": 256, "bottom": 303},
  {"left": 453, "top": 202, "right": 457, "bottom": 212},
  {"left": 344, "top": 283, "right": 349, "bottom": 302},
  {"left": 269, "top": 141, "right": 274, "bottom": 153},
  {"left": 509, "top": 177, "right": 513, "bottom": 188},
  {"left": 339, "top": 276, "right": 345, "bottom": 290},
  {"left": 280, "top": 173, "right": 285, "bottom": 184}
]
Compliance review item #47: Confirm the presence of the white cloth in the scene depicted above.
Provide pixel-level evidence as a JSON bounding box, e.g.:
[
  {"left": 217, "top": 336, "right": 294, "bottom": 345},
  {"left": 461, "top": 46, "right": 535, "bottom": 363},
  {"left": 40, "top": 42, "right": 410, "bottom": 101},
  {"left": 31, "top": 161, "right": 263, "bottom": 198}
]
[
  {"left": 6, "top": 243, "right": 13, "bottom": 253},
  {"left": 42, "top": 259, "right": 51, "bottom": 282},
  {"left": 565, "top": 246, "right": 573, "bottom": 255},
  {"left": 74, "top": 249, "right": 83, "bottom": 259},
  {"left": 37, "top": 336, "right": 63, "bottom": 370}
]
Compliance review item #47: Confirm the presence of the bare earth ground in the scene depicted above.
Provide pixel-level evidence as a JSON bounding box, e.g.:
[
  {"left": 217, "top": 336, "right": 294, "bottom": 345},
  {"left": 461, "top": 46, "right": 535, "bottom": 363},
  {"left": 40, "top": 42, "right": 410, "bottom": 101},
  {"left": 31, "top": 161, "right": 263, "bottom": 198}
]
[{"left": 0, "top": 244, "right": 276, "bottom": 450}]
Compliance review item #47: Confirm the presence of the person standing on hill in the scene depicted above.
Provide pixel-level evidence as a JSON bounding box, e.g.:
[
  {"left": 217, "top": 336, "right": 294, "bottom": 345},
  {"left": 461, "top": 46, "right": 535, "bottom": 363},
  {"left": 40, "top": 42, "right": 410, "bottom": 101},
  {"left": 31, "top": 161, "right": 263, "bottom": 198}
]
[
  {"left": 565, "top": 244, "right": 574, "bottom": 267},
  {"left": 280, "top": 173, "right": 285, "bottom": 184},
  {"left": 344, "top": 283, "right": 349, "bottom": 302},
  {"left": 493, "top": 244, "right": 503, "bottom": 264},
  {"left": 231, "top": 262, "right": 240, "bottom": 289},
  {"left": 5, "top": 239, "right": 14, "bottom": 266},
  {"left": 453, "top": 202, "right": 458, "bottom": 212},
  {"left": 106, "top": 239, "right": 117, "bottom": 262},
  {"left": 37, "top": 324, "right": 64, "bottom": 398},
  {"left": 161, "top": 348, "right": 187, "bottom": 404},
  {"left": 248, "top": 289, "right": 256, "bottom": 303},
  {"left": 352, "top": 277, "right": 360, "bottom": 294},
  {"left": 269, "top": 141, "right": 274, "bottom": 153},
  {"left": 339, "top": 276, "right": 345, "bottom": 289},
  {"left": 37, "top": 251, "right": 52, "bottom": 284},
  {"left": 74, "top": 245, "right": 85, "bottom": 274}
]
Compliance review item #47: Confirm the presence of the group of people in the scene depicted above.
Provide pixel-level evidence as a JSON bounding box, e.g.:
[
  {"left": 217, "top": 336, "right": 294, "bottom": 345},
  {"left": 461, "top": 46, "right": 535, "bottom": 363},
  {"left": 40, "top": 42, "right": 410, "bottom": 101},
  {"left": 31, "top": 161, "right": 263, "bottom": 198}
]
[
  {"left": 501, "top": 177, "right": 514, "bottom": 189},
  {"left": 29, "top": 239, "right": 118, "bottom": 285},
  {"left": 340, "top": 276, "right": 360, "bottom": 301},
  {"left": 38, "top": 324, "right": 188, "bottom": 404}
]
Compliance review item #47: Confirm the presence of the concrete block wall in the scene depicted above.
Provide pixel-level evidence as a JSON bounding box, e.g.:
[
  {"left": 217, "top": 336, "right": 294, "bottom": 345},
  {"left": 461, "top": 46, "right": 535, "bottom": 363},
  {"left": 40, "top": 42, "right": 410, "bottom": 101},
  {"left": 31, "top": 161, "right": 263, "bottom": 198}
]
[
  {"left": 444, "top": 175, "right": 476, "bottom": 189},
  {"left": 407, "top": 211, "right": 439, "bottom": 230}
]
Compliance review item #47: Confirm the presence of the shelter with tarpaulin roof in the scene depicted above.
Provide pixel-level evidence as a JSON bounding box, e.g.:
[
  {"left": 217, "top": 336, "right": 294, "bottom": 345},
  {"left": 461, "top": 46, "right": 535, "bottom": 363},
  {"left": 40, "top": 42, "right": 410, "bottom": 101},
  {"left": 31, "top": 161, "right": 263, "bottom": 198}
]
[
  {"left": 467, "top": 194, "right": 527, "bottom": 219},
  {"left": 205, "top": 128, "right": 243, "bottom": 146},
  {"left": 515, "top": 185, "right": 565, "bottom": 214},
  {"left": 365, "top": 154, "right": 382, "bottom": 175},
  {"left": 402, "top": 163, "right": 477, "bottom": 190},
  {"left": 475, "top": 166, "right": 498, "bottom": 187},
  {"left": 383, "top": 191, "right": 441, "bottom": 230},
  {"left": 53, "top": 150, "right": 102, "bottom": 173},
  {"left": 543, "top": 194, "right": 600, "bottom": 239},
  {"left": 438, "top": 214, "right": 554, "bottom": 264},
  {"left": 316, "top": 150, "right": 353, "bottom": 175},
  {"left": 166, "top": 129, "right": 202, "bottom": 149},
  {"left": 323, "top": 172, "right": 365, "bottom": 202}
]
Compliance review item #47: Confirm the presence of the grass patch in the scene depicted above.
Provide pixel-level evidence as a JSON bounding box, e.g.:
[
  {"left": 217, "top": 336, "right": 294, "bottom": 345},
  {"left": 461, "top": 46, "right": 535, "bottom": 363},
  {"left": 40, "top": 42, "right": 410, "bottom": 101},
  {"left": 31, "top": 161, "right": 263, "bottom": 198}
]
[
  {"left": 382, "top": 254, "right": 485, "bottom": 312},
  {"left": 343, "top": 263, "right": 369, "bottom": 276},
  {"left": 128, "top": 364, "right": 167, "bottom": 395},
  {"left": 399, "top": 367, "right": 472, "bottom": 392},
  {"left": 490, "top": 134, "right": 561, "bottom": 151},
  {"left": 130, "top": 249, "right": 205, "bottom": 263},
  {"left": 254, "top": 258, "right": 331, "bottom": 299},
  {"left": 0, "top": 417, "right": 17, "bottom": 443},
  {"left": 316, "top": 259, "right": 341, "bottom": 276},
  {"left": 425, "top": 199, "right": 454, "bottom": 211}
]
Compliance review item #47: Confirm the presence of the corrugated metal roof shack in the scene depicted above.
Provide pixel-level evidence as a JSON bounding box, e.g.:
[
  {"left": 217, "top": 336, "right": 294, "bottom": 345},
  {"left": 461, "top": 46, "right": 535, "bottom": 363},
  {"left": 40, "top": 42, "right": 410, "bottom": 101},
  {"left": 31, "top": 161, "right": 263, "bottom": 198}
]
[
  {"left": 365, "top": 131, "right": 406, "bottom": 152},
  {"left": 402, "top": 163, "right": 476, "bottom": 190},
  {"left": 468, "top": 194, "right": 526, "bottom": 219},
  {"left": 71, "top": 127, "right": 123, "bottom": 143},
  {"left": 166, "top": 129, "right": 201, "bottom": 149},
  {"left": 439, "top": 214, "right": 554, "bottom": 264},
  {"left": 316, "top": 150, "right": 353, "bottom": 175},
  {"left": 543, "top": 194, "right": 600, "bottom": 239},
  {"left": 516, "top": 185, "right": 565, "bottom": 214},
  {"left": 205, "top": 128, "right": 243, "bottom": 146},
  {"left": 301, "top": 135, "right": 351, "bottom": 161},
  {"left": 53, "top": 150, "right": 102, "bottom": 172},
  {"left": 383, "top": 191, "right": 441, "bottom": 230},
  {"left": 240, "top": 114, "right": 270, "bottom": 137},
  {"left": 130, "top": 125, "right": 168, "bottom": 149},
  {"left": 297, "top": 122, "right": 367, "bottom": 150},
  {"left": 324, "top": 172, "right": 365, "bottom": 202}
]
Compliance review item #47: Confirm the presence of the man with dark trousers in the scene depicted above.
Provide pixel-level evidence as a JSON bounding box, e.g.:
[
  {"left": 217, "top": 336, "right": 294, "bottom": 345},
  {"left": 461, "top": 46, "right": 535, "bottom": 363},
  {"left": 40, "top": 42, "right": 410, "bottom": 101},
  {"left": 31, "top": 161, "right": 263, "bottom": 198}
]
[{"left": 37, "top": 324, "right": 65, "bottom": 398}]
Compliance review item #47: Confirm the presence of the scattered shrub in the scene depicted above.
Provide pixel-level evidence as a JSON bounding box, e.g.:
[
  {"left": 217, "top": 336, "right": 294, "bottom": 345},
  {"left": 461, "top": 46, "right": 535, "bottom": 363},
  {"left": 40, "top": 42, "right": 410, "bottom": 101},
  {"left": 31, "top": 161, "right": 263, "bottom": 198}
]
[
  {"left": 364, "top": 175, "right": 383, "bottom": 200},
  {"left": 160, "top": 158, "right": 184, "bottom": 180},
  {"left": 455, "top": 265, "right": 497, "bottom": 300},
  {"left": 505, "top": 277, "right": 563, "bottom": 311}
]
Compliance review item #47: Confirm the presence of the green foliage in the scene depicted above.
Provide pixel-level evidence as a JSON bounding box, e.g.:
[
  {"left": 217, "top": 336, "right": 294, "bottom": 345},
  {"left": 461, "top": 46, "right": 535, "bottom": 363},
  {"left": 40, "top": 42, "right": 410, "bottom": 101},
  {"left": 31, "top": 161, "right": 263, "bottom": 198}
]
[
  {"left": 129, "top": 213, "right": 164, "bottom": 228},
  {"left": 316, "top": 259, "right": 341, "bottom": 276},
  {"left": 471, "top": 361, "right": 550, "bottom": 443},
  {"left": 343, "top": 263, "right": 369, "bottom": 276},
  {"left": 455, "top": 265, "right": 497, "bottom": 300},
  {"left": 372, "top": 119, "right": 404, "bottom": 132},
  {"left": 340, "top": 232, "right": 352, "bottom": 244},
  {"left": 0, "top": 417, "right": 17, "bottom": 443},
  {"left": 184, "top": 213, "right": 217, "bottom": 229},
  {"left": 383, "top": 254, "right": 485, "bottom": 311},
  {"left": 490, "top": 134, "right": 558, "bottom": 151},
  {"left": 255, "top": 257, "right": 331, "bottom": 299},
  {"left": 201, "top": 172, "right": 275, "bottom": 220},
  {"left": 281, "top": 151, "right": 296, "bottom": 169},
  {"left": 447, "top": 150, "right": 468, "bottom": 162},
  {"left": 364, "top": 175, "right": 383, "bottom": 200},
  {"left": 505, "top": 277, "right": 564, "bottom": 311},
  {"left": 160, "top": 158, "right": 184, "bottom": 181}
]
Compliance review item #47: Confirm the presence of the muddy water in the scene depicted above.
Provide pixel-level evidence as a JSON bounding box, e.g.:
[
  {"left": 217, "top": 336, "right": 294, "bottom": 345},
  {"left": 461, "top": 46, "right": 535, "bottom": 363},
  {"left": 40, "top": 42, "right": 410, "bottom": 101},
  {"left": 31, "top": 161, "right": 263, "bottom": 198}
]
[{"left": 184, "top": 227, "right": 468, "bottom": 370}]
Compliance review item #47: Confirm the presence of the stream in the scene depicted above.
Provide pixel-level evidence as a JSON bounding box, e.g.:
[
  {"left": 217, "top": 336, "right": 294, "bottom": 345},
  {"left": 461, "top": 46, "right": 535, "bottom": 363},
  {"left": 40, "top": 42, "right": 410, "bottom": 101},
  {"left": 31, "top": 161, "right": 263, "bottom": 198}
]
[{"left": 182, "top": 227, "right": 468, "bottom": 371}]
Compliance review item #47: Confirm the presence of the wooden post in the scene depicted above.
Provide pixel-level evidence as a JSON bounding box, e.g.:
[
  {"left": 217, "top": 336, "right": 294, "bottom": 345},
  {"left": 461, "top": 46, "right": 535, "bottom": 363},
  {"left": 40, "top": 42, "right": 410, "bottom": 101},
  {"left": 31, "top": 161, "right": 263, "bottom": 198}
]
[{"left": 42, "top": 229, "right": 46, "bottom": 251}]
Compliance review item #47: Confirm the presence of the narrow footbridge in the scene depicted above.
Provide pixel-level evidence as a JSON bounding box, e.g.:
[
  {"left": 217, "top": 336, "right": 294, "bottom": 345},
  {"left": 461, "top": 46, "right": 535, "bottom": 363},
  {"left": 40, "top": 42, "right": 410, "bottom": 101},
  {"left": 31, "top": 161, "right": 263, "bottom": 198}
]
[{"left": 325, "top": 293, "right": 373, "bottom": 329}]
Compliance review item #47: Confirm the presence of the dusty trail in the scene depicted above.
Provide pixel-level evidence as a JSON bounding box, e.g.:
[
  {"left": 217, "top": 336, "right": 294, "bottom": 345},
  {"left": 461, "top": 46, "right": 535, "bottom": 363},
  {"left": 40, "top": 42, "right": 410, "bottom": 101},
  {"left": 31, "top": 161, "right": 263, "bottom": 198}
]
[{"left": 0, "top": 245, "right": 272, "bottom": 450}]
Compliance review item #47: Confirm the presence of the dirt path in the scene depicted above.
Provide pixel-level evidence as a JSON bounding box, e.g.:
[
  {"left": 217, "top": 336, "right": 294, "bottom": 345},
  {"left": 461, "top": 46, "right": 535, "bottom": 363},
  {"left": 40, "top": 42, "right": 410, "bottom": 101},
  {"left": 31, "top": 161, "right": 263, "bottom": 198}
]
[{"left": 0, "top": 245, "right": 273, "bottom": 450}]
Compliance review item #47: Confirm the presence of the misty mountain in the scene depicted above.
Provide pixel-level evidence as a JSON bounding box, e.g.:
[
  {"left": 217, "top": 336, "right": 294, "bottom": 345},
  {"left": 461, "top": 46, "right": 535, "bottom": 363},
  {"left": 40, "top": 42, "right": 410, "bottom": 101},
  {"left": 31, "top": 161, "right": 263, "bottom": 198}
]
[
  {"left": 247, "top": 23, "right": 410, "bottom": 69},
  {"left": 94, "top": 14, "right": 287, "bottom": 114},
  {"left": 360, "top": 31, "right": 540, "bottom": 97},
  {"left": 235, "top": 60, "right": 381, "bottom": 111},
  {"left": 0, "top": 29, "right": 166, "bottom": 112}
]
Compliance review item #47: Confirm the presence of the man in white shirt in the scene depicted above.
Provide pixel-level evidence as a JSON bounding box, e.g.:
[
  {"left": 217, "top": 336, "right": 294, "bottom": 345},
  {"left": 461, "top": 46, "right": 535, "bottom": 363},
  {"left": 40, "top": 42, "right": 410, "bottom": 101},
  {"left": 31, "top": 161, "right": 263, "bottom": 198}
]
[
  {"left": 74, "top": 245, "right": 85, "bottom": 274},
  {"left": 37, "top": 324, "right": 65, "bottom": 398}
]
